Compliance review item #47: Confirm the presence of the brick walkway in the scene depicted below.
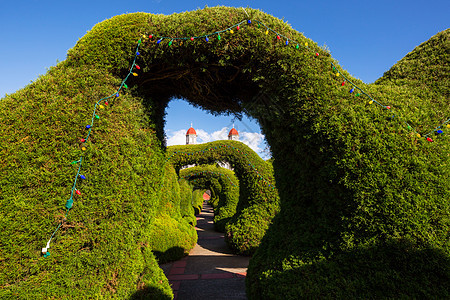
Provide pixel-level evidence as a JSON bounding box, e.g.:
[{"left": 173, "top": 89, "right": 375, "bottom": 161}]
[{"left": 161, "top": 202, "right": 250, "bottom": 299}]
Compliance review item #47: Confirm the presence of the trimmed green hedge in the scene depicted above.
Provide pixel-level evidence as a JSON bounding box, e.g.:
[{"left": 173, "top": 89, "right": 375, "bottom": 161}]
[
  {"left": 1, "top": 6, "right": 448, "bottom": 299},
  {"left": 191, "top": 189, "right": 205, "bottom": 215},
  {"left": 167, "top": 141, "right": 280, "bottom": 254},
  {"left": 0, "top": 64, "right": 174, "bottom": 298},
  {"left": 148, "top": 164, "right": 197, "bottom": 264},
  {"left": 248, "top": 239, "right": 450, "bottom": 299},
  {"left": 179, "top": 164, "right": 240, "bottom": 232},
  {"left": 375, "top": 28, "right": 449, "bottom": 97}
]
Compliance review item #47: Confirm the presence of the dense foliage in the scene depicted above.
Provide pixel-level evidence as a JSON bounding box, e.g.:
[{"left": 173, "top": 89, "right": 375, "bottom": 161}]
[
  {"left": 0, "top": 65, "right": 175, "bottom": 299},
  {"left": 147, "top": 164, "right": 197, "bottom": 264},
  {"left": 1, "top": 6, "right": 448, "bottom": 299},
  {"left": 179, "top": 164, "right": 240, "bottom": 232},
  {"left": 168, "top": 141, "right": 280, "bottom": 254},
  {"left": 375, "top": 28, "right": 449, "bottom": 97},
  {"left": 191, "top": 189, "right": 205, "bottom": 216}
]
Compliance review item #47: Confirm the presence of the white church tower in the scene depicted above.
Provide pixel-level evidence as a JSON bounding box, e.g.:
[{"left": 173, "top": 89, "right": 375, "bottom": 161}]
[
  {"left": 186, "top": 123, "right": 197, "bottom": 145},
  {"left": 183, "top": 124, "right": 197, "bottom": 170},
  {"left": 228, "top": 124, "right": 239, "bottom": 141},
  {"left": 217, "top": 125, "right": 239, "bottom": 170}
]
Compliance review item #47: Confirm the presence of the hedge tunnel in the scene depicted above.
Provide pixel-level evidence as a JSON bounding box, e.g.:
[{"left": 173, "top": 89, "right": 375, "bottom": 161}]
[
  {"left": 168, "top": 140, "right": 280, "bottom": 254},
  {"left": 0, "top": 6, "right": 449, "bottom": 299},
  {"left": 179, "top": 164, "right": 240, "bottom": 232}
]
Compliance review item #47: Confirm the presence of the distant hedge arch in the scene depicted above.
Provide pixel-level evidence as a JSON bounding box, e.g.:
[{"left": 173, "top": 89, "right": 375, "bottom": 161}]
[
  {"left": 168, "top": 140, "right": 280, "bottom": 254},
  {"left": 179, "top": 164, "right": 240, "bottom": 231},
  {"left": 0, "top": 6, "right": 448, "bottom": 299}
]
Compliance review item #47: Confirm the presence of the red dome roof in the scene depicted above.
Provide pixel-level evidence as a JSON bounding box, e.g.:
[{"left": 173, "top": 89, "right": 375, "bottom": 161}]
[
  {"left": 228, "top": 128, "right": 239, "bottom": 136},
  {"left": 186, "top": 127, "right": 197, "bottom": 135}
]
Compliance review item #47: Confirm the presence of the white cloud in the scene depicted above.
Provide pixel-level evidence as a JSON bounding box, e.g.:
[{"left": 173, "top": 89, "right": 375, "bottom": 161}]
[
  {"left": 166, "top": 129, "right": 186, "bottom": 146},
  {"left": 196, "top": 129, "right": 213, "bottom": 143},
  {"left": 210, "top": 127, "right": 229, "bottom": 141},
  {"left": 240, "top": 131, "right": 265, "bottom": 154},
  {"left": 166, "top": 127, "right": 269, "bottom": 159}
]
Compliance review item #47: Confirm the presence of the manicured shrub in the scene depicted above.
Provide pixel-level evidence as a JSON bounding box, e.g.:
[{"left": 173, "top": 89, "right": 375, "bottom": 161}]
[
  {"left": 178, "top": 177, "right": 197, "bottom": 226},
  {"left": 146, "top": 164, "right": 197, "bottom": 263},
  {"left": 168, "top": 141, "right": 280, "bottom": 254},
  {"left": 146, "top": 214, "right": 197, "bottom": 264},
  {"left": 191, "top": 189, "right": 205, "bottom": 215},
  {"left": 0, "top": 64, "right": 174, "bottom": 298},
  {"left": 180, "top": 164, "right": 240, "bottom": 232}
]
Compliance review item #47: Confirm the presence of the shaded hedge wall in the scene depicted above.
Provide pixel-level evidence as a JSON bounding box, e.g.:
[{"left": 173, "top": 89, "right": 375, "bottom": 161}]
[
  {"left": 191, "top": 189, "right": 205, "bottom": 215},
  {"left": 147, "top": 164, "right": 197, "bottom": 264}
]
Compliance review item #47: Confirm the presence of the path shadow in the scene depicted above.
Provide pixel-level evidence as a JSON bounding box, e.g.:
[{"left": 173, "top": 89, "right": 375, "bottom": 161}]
[
  {"left": 129, "top": 286, "right": 172, "bottom": 300},
  {"left": 153, "top": 246, "right": 187, "bottom": 264},
  {"left": 177, "top": 274, "right": 247, "bottom": 300},
  {"left": 182, "top": 253, "right": 249, "bottom": 275},
  {"left": 195, "top": 221, "right": 232, "bottom": 253}
]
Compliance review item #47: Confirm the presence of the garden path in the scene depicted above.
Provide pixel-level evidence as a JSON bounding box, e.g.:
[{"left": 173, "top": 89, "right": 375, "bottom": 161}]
[{"left": 160, "top": 202, "right": 250, "bottom": 299}]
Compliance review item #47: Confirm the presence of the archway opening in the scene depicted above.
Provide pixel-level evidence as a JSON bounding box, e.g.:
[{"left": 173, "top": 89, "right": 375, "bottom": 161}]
[{"left": 164, "top": 98, "right": 270, "bottom": 160}]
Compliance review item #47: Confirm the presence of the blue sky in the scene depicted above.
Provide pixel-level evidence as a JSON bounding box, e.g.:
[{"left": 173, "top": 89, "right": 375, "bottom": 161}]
[{"left": 1, "top": 0, "right": 448, "bottom": 158}]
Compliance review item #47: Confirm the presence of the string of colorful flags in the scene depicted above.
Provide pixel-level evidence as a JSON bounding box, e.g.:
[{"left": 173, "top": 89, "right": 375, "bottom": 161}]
[
  {"left": 140, "top": 16, "right": 448, "bottom": 141},
  {"left": 330, "top": 62, "right": 449, "bottom": 141},
  {"left": 41, "top": 42, "right": 143, "bottom": 257},
  {"left": 42, "top": 13, "right": 448, "bottom": 257}
]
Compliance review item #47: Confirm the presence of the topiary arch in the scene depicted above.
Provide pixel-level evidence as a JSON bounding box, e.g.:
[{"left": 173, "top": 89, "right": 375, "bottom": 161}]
[
  {"left": 179, "top": 164, "right": 240, "bottom": 231},
  {"left": 0, "top": 6, "right": 448, "bottom": 299},
  {"left": 170, "top": 140, "right": 279, "bottom": 254}
]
